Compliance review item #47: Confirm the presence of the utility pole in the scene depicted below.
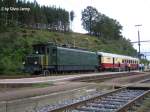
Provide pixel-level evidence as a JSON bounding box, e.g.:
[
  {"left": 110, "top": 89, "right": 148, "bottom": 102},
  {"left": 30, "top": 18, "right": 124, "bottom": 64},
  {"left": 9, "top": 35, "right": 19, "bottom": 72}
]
[
  {"left": 135, "top": 24, "right": 142, "bottom": 59},
  {"left": 89, "top": 0, "right": 92, "bottom": 35}
]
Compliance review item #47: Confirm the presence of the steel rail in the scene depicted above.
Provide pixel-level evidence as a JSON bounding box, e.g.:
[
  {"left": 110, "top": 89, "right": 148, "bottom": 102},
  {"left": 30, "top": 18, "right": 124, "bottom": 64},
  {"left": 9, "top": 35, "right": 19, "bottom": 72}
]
[
  {"left": 116, "top": 90, "right": 150, "bottom": 112},
  {"left": 47, "top": 88, "right": 149, "bottom": 112},
  {"left": 49, "top": 87, "right": 126, "bottom": 112}
]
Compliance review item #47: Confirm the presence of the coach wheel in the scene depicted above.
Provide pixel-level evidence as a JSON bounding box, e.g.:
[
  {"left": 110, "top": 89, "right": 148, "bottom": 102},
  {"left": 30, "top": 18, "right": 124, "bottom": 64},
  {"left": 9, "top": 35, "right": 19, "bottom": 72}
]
[{"left": 43, "top": 70, "right": 50, "bottom": 76}]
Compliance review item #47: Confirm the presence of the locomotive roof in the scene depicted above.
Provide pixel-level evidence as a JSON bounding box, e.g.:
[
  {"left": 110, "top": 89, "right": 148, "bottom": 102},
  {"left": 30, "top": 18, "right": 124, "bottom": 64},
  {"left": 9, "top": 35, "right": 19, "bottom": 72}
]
[
  {"left": 97, "top": 52, "right": 139, "bottom": 60},
  {"left": 33, "top": 43, "right": 55, "bottom": 46},
  {"left": 32, "top": 43, "right": 95, "bottom": 54},
  {"left": 57, "top": 46, "right": 96, "bottom": 54}
]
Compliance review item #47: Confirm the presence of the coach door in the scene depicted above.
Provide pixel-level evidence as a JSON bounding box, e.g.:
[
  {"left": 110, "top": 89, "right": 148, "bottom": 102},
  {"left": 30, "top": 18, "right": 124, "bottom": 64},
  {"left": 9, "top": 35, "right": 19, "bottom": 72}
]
[
  {"left": 113, "top": 57, "right": 115, "bottom": 69},
  {"left": 98, "top": 55, "right": 102, "bottom": 71},
  {"left": 99, "top": 55, "right": 101, "bottom": 64}
]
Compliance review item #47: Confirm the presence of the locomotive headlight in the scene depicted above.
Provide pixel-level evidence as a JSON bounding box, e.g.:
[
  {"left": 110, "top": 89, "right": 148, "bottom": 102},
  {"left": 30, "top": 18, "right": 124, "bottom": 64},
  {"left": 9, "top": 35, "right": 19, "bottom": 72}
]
[
  {"left": 34, "top": 61, "right": 38, "bottom": 64},
  {"left": 22, "top": 61, "right": 25, "bottom": 65}
]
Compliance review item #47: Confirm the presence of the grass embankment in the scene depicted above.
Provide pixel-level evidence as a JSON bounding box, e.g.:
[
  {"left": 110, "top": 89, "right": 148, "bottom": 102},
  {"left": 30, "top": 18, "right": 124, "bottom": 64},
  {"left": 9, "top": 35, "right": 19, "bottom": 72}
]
[{"left": 0, "top": 27, "right": 137, "bottom": 75}]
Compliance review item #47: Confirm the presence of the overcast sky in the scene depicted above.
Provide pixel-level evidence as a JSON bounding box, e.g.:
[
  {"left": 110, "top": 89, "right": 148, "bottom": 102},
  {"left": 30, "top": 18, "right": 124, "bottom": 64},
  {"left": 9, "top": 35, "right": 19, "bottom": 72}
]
[{"left": 35, "top": 0, "right": 150, "bottom": 58}]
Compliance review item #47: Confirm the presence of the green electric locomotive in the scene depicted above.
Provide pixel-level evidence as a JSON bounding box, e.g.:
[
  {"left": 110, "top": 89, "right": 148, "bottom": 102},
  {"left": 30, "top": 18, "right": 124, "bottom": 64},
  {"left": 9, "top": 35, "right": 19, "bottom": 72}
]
[{"left": 23, "top": 43, "right": 99, "bottom": 74}]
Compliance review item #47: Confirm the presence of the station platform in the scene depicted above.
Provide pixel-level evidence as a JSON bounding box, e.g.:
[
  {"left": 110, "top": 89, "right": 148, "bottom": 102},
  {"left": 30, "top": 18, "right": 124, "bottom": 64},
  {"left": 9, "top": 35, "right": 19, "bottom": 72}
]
[{"left": 0, "top": 71, "right": 140, "bottom": 84}]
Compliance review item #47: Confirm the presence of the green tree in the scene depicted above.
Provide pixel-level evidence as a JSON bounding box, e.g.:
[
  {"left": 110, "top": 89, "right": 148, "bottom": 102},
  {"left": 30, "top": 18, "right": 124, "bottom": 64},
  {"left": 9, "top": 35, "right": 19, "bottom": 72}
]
[
  {"left": 70, "top": 10, "right": 74, "bottom": 31},
  {"left": 81, "top": 6, "right": 99, "bottom": 35},
  {"left": 0, "top": 0, "right": 70, "bottom": 32},
  {"left": 82, "top": 6, "right": 123, "bottom": 40}
]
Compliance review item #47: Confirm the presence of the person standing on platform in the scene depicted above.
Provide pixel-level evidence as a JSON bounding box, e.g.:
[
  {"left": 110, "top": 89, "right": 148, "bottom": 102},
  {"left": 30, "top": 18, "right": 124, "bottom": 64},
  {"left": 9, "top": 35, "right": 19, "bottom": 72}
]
[
  {"left": 141, "top": 63, "right": 144, "bottom": 71},
  {"left": 128, "top": 63, "right": 131, "bottom": 72},
  {"left": 139, "top": 63, "right": 142, "bottom": 71}
]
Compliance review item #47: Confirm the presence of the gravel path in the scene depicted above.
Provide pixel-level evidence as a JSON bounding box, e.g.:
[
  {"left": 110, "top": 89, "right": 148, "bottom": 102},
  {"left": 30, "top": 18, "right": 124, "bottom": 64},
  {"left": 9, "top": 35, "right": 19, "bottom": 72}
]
[{"left": 0, "top": 82, "right": 90, "bottom": 101}]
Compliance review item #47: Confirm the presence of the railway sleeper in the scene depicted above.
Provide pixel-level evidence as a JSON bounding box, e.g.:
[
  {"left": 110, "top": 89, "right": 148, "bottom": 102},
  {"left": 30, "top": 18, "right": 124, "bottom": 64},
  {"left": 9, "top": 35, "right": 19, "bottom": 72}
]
[
  {"left": 76, "top": 106, "right": 115, "bottom": 112},
  {"left": 102, "top": 97, "right": 135, "bottom": 101},
  {"left": 86, "top": 103, "right": 119, "bottom": 109},
  {"left": 95, "top": 99, "right": 128, "bottom": 104}
]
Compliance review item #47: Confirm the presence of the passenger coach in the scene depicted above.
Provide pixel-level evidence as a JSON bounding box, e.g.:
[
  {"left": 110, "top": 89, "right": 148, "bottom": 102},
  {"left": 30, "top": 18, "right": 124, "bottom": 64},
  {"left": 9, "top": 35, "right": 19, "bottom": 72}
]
[{"left": 97, "top": 52, "right": 139, "bottom": 71}]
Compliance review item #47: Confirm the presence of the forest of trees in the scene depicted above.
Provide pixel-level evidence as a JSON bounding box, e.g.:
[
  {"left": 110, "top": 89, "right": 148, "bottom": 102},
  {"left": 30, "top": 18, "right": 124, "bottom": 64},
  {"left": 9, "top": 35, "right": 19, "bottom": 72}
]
[
  {"left": 0, "top": 0, "right": 70, "bottom": 32},
  {"left": 0, "top": 1, "right": 123, "bottom": 40},
  {"left": 81, "top": 6, "right": 122, "bottom": 40}
]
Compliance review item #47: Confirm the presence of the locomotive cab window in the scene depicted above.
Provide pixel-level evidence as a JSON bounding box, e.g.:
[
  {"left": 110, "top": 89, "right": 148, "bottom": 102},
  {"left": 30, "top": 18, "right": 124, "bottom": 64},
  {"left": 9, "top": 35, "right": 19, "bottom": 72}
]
[
  {"left": 52, "top": 48, "right": 57, "bottom": 54},
  {"left": 46, "top": 48, "right": 49, "bottom": 54},
  {"left": 33, "top": 45, "right": 46, "bottom": 54}
]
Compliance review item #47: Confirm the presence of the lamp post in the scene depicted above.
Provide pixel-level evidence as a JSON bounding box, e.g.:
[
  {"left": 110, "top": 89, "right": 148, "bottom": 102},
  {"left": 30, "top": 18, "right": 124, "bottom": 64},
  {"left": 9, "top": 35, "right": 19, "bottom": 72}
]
[{"left": 135, "top": 24, "right": 142, "bottom": 59}]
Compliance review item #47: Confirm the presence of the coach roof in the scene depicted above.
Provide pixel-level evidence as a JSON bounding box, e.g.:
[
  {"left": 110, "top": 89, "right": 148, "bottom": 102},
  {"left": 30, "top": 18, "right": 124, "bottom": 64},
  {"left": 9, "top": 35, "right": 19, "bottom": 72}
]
[{"left": 97, "top": 52, "right": 139, "bottom": 60}]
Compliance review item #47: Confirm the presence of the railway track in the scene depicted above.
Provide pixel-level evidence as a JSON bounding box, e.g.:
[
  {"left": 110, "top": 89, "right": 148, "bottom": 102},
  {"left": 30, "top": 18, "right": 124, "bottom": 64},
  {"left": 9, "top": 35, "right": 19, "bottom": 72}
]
[{"left": 38, "top": 87, "right": 150, "bottom": 112}]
